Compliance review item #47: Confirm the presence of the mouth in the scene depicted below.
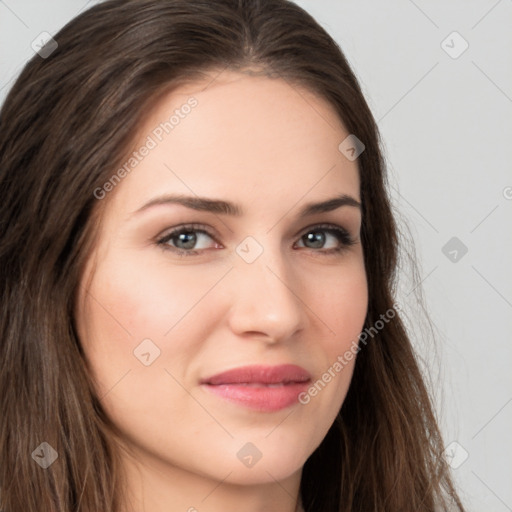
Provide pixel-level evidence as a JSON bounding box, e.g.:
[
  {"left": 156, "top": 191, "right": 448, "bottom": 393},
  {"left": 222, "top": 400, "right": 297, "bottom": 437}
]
[{"left": 200, "top": 364, "right": 311, "bottom": 412}]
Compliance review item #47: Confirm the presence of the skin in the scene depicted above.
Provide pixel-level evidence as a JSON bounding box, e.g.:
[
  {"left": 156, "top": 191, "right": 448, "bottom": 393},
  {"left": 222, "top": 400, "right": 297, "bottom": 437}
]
[{"left": 75, "top": 69, "right": 368, "bottom": 512}]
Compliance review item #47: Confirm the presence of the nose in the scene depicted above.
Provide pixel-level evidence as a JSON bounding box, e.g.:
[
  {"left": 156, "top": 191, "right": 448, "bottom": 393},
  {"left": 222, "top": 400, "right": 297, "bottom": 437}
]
[{"left": 226, "top": 250, "right": 307, "bottom": 344}]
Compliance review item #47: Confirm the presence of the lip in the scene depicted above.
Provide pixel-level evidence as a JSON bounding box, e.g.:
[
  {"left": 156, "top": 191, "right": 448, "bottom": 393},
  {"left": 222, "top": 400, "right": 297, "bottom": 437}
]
[{"left": 200, "top": 364, "right": 311, "bottom": 412}]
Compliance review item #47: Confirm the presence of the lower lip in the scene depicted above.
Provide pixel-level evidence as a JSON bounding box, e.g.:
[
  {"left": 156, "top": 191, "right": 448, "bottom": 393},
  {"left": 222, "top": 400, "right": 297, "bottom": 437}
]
[{"left": 202, "top": 382, "right": 310, "bottom": 412}]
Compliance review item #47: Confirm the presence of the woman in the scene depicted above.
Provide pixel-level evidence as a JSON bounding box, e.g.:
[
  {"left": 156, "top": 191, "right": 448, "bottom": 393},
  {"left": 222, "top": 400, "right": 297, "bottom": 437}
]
[{"left": 0, "top": 0, "right": 466, "bottom": 511}]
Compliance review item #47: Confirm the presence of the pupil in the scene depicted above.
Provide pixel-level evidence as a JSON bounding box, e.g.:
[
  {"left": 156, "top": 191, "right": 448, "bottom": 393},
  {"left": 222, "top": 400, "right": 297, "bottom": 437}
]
[
  {"left": 305, "top": 231, "right": 324, "bottom": 248},
  {"left": 176, "top": 231, "right": 196, "bottom": 249}
]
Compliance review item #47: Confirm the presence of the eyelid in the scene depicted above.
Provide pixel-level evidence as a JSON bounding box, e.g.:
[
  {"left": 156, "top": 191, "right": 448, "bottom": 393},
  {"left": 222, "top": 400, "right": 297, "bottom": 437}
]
[
  {"left": 156, "top": 222, "right": 217, "bottom": 240},
  {"left": 295, "top": 221, "right": 352, "bottom": 239}
]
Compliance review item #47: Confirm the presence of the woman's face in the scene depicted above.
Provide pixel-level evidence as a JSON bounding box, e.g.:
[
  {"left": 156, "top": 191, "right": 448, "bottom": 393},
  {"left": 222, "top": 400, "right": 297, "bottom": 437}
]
[{"left": 76, "top": 70, "right": 367, "bottom": 493}]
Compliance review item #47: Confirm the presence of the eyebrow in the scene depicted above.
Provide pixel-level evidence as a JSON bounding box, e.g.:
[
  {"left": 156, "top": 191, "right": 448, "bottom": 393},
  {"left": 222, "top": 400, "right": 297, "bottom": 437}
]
[{"left": 132, "top": 193, "right": 361, "bottom": 218}]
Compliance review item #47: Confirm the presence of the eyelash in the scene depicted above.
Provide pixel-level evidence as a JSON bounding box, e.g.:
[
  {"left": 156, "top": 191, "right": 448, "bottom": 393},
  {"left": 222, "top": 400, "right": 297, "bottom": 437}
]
[{"left": 156, "top": 222, "right": 357, "bottom": 257}]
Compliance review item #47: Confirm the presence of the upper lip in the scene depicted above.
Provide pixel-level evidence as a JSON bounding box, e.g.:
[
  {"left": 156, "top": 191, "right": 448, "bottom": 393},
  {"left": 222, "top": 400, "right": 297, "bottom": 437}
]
[{"left": 200, "top": 364, "right": 311, "bottom": 385}]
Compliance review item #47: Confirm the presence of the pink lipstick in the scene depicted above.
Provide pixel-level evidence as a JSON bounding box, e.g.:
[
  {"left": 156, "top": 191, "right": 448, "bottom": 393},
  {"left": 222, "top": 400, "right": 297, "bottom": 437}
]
[{"left": 200, "top": 364, "right": 311, "bottom": 412}]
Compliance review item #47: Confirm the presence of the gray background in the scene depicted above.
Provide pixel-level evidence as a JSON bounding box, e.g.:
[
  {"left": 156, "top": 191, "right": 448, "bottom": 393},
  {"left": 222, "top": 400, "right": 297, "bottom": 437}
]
[{"left": 1, "top": 1, "right": 511, "bottom": 510}]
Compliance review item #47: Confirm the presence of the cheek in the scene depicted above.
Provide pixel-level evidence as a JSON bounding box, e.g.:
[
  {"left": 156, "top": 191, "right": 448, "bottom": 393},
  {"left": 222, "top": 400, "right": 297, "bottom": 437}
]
[
  {"left": 302, "top": 257, "right": 367, "bottom": 405},
  {"left": 312, "top": 256, "right": 368, "bottom": 350},
  {"left": 77, "top": 253, "right": 230, "bottom": 387},
  {"left": 332, "top": 272, "right": 368, "bottom": 346},
  {"left": 94, "top": 257, "right": 209, "bottom": 338}
]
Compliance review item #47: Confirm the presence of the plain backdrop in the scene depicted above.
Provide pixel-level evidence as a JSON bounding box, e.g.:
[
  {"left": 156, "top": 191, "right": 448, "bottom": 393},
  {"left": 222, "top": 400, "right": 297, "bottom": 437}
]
[{"left": 1, "top": 1, "right": 511, "bottom": 510}]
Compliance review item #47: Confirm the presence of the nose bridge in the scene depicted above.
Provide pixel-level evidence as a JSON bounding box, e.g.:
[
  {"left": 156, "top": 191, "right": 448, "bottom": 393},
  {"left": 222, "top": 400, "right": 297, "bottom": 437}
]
[{"left": 227, "top": 237, "right": 306, "bottom": 340}]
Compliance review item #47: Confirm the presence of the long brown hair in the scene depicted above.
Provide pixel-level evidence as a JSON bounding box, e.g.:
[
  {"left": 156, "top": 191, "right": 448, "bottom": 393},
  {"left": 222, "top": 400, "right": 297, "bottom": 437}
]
[{"left": 0, "top": 1, "right": 465, "bottom": 510}]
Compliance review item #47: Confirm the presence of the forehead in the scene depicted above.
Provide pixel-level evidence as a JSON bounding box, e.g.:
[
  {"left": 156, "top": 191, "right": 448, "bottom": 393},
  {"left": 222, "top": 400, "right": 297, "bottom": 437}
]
[{"left": 106, "top": 70, "right": 360, "bottom": 215}]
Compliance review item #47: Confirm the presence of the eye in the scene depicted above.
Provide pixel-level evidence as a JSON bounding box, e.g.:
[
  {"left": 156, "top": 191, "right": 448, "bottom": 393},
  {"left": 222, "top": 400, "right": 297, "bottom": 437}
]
[
  {"left": 156, "top": 222, "right": 356, "bottom": 257},
  {"left": 295, "top": 223, "right": 356, "bottom": 255},
  {"left": 156, "top": 223, "right": 220, "bottom": 256}
]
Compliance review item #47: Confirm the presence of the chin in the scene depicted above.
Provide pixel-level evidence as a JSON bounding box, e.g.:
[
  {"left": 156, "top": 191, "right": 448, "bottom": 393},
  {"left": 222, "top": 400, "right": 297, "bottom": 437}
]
[
  {"left": 232, "top": 445, "right": 309, "bottom": 484},
  {"left": 187, "top": 439, "right": 309, "bottom": 486}
]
